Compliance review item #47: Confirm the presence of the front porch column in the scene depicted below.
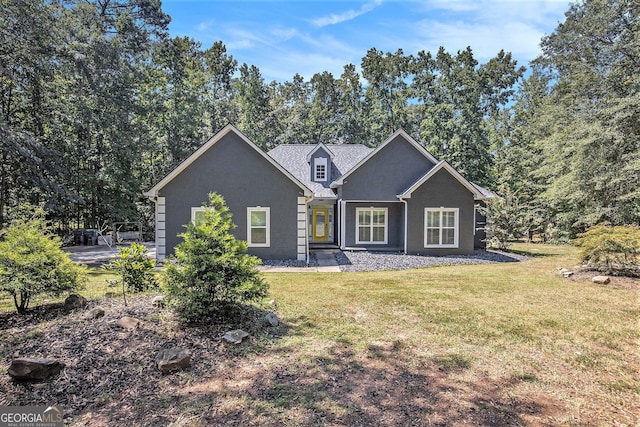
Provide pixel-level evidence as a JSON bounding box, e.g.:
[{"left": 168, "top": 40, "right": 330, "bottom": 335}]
[{"left": 297, "top": 197, "right": 307, "bottom": 261}]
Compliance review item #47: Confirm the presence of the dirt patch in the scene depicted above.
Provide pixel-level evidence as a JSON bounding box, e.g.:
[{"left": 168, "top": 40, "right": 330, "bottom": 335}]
[
  {"left": 567, "top": 267, "right": 640, "bottom": 290},
  {"left": 0, "top": 296, "right": 575, "bottom": 426},
  {"left": 2, "top": 294, "right": 636, "bottom": 426}
]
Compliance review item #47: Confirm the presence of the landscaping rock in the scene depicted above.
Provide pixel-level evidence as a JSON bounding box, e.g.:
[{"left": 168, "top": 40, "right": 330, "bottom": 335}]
[
  {"left": 222, "top": 329, "right": 249, "bottom": 344},
  {"left": 558, "top": 267, "right": 573, "bottom": 278},
  {"left": 151, "top": 295, "right": 165, "bottom": 308},
  {"left": 155, "top": 348, "right": 191, "bottom": 374},
  {"left": 8, "top": 358, "right": 65, "bottom": 381},
  {"left": 116, "top": 316, "right": 141, "bottom": 330},
  {"left": 592, "top": 275, "right": 611, "bottom": 285},
  {"left": 265, "top": 312, "right": 279, "bottom": 327},
  {"left": 88, "top": 306, "right": 106, "bottom": 319},
  {"left": 64, "top": 294, "right": 87, "bottom": 310}
]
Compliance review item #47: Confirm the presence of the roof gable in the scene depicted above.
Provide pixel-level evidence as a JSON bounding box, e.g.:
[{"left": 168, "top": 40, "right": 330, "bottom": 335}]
[
  {"left": 305, "top": 142, "right": 335, "bottom": 162},
  {"left": 268, "top": 144, "right": 372, "bottom": 198},
  {"left": 144, "top": 124, "right": 312, "bottom": 197},
  {"left": 397, "top": 160, "right": 484, "bottom": 200},
  {"left": 330, "top": 129, "right": 438, "bottom": 188}
]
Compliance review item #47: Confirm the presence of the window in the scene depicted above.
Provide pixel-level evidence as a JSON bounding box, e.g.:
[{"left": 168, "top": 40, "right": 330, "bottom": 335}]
[
  {"left": 314, "top": 157, "right": 327, "bottom": 181},
  {"left": 247, "top": 207, "right": 270, "bottom": 247},
  {"left": 191, "top": 207, "right": 207, "bottom": 225},
  {"left": 424, "top": 208, "right": 459, "bottom": 248},
  {"left": 356, "top": 207, "right": 388, "bottom": 244}
]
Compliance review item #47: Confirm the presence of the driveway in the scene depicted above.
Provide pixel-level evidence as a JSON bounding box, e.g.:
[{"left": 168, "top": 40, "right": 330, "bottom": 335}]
[{"left": 63, "top": 243, "right": 156, "bottom": 267}]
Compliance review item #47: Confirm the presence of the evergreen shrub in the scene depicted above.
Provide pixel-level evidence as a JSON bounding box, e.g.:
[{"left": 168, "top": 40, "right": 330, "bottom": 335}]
[
  {"left": 574, "top": 225, "right": 640, "bottom": 277},
  {"left": 162, "top": 193, "right": 268, "bottom": 323}
]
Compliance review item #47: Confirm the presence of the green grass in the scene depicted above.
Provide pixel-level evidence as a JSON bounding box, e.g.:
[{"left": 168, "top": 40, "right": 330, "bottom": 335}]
[
  {"left": 0, "top": 269, "right": 152, "bottom": 312},
  {"left": 260, "top": 243, "right": 639, "bottom": 423},
  {"left": 1, "top": 243, "right": 638, "bottom": 424}
]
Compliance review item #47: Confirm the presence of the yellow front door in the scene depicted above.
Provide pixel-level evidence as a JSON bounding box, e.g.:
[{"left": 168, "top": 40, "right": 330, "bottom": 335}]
[{"left": 313, "top": 209, "right": 329, "bottom": 241}]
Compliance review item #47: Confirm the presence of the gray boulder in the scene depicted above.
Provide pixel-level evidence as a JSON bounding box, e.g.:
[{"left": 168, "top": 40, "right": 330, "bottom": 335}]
[
  {"left": 592, "top": 275, "right": 611, "bottom": 285},
  {"left": 8, "top": 358, "right": 65, "bottom": 381},
  {"left": 557, "top": 268, "right": 573, "bottom": 278},
  {"left": 155, "top": 348, "right": 191, "bottom": 374},
  {"left": 222, "top": 329, "right": 249, "bottom": 344},
  {"left": 116, "top": 316, "right": 141, "bottom": 330},
  {"left": 151, "top": 295, "right": 165, "bottom": 308},
  {"left": 64, "top": 294, "right": 87, "bottom": 310},
  {"left": 265, "top": 312, "right": 280, "bottom": 327},
  {"left": 88, "top": 306, "right": 106, "bottom": 319}
]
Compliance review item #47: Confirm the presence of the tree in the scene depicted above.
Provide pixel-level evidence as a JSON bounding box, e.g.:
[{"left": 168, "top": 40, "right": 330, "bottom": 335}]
[
  {"left": 532, "top": 0, "right": 640, "bottom": 233},
  {"left": 203, "top": 41, "right": 238, "bottom": 132},
  {"left": 270, "top": 73, "right": 311, "bottom": 145},
  {"left": 484, "top": 187, "right": 526, "bottom": 250},
  {"left": 413, "top": 47, "right": 524, "bottom": 185},
  {"left": 0, "top": 211, "right": 86, "bottom": 313},
  {"left": 162, "top": 193, "right": 268, "bottom": 323},
  {"left": 337, "top": 64, "right": 367, "bottom": 144},
  {"left": 307, "top": 71, "right": 341, "bottom": 144},
  {"left": 361, "top": 48, "right": 413, "bottom": 140},
  {"left": 233, "top": 64, "right": 277, "bottom": 149}
]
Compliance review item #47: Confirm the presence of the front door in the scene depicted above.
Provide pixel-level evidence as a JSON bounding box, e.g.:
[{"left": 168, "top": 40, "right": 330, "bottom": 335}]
[{"left": 313, "top": 209, "right": 329, "bottom": 241}]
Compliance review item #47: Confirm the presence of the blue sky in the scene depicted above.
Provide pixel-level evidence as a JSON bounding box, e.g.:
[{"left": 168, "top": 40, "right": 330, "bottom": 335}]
[{"left": 161, "top": 0, "right": 572, "bottom": 82}]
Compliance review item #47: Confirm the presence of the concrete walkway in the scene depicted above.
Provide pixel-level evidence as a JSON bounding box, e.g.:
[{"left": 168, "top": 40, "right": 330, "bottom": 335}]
[
  {"left": 64, "top": 244, "right": 342, "bottom": 272},
  {"left": 257, "top": 249, "right": 342, "bottom": 273}
]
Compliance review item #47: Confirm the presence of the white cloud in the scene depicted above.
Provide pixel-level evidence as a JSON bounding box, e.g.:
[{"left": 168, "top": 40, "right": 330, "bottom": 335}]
[
  {"left": 311, "top": 0, "right": 383, "bottom": 28},
  {"left": 411, "top": 19, "right": 546, "bottom": 62},
  {"left": 385, "top": 0, "right": 571, "bottom": 63}
]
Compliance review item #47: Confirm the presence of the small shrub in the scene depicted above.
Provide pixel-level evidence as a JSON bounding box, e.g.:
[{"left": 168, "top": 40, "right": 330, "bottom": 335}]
[
  {"left": 574, "top": 224, "right": 640, "bottom": 277},
  {"left": 162, "top": 193, "right": 268, "bottom": 323},
  {"left": 104, "top": 243, "right": 156, "bottom": 292},
  {"left": 0, "top": 213, "right": 87, "bottom": 313},
  {"left": 103, "top": 243, "right": 156, "bottom": 306}
]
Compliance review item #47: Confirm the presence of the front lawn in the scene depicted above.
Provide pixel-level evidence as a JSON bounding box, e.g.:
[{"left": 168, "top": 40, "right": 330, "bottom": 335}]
[{"left": 0, "top": 243, "right": 638, "bottom": 425}]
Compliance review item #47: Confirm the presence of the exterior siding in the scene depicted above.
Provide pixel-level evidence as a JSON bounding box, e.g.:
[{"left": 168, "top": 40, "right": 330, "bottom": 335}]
[
  {"left": 341, "top": 135, "right": 435, "bottom": 200},
  {"left": 474, "top": 201, "right": 488, "bottom": 249},
  {"left": 343, "top": 202, "right": 404, "bottom": 250},
  {"left": 159, "top": 131, "right": 306, "bottom": 260},
  {"left": 309, "top": 146, "right": 332, "bottom": 184},
  {"left": 405, "top": 168, "right": 475, "bottom": 255}
]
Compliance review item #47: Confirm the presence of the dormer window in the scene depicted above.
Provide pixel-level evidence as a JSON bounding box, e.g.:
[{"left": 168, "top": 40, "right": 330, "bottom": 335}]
[{"left": 314, "top": 157, "right": 327, "bottom": 182}]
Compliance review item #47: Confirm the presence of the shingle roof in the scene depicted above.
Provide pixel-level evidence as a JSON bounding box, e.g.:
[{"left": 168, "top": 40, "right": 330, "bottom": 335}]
[{"left": 268, "top": 144, "right": 373, "bottom": 198}]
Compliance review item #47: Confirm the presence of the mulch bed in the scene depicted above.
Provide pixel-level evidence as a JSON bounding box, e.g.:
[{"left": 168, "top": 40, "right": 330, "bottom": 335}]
[
  {"left": 567, "top": 266, "right": 640, "bottom": 290},
  {"left": 0, "top": 296, "right": 279, "bottom": 425},
  {"left": 1, "top": 286, "right": 635, "bottom": 425}
]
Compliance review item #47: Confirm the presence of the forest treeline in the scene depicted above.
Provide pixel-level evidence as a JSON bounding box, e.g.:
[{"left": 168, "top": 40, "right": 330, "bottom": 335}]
[{"left": 1, "top": 0, "right": 638, "bottom": 239}]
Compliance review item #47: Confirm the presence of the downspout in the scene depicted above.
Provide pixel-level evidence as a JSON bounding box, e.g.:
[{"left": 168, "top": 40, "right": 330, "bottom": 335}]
[
  {"left": 399, "top": 197, "right": 408, "bottom": 254},
  {"left": 336, "top": 199, "right": 341, "bottom": 248},
  {"left": 306, "top": 195, "right": 313, "bottom": 265},
  {"left": 340, "top": 199, "right": 346, "bottom": 250}
]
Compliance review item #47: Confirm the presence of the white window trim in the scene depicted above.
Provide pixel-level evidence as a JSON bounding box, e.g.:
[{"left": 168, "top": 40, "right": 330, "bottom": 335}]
[
  {"left": 247, "top": 207, "right": 270, "bottom": 247},
  {"left": 424, "top": 208, "right": 459, "bottom": 248},
  {"left": 191, "top": 207, "right": 207, "bottom": 224},
  {"left": 314, "top": 157, "right": 327, "bottom": 182},
  {"left": 355, "top": 207, "right": 388, "bottom": 244}
]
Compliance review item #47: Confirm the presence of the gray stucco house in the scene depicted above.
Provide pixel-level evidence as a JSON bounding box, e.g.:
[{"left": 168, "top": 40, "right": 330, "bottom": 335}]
[{"left": 144, "top": 124, "right": 492, "bottom": 263}]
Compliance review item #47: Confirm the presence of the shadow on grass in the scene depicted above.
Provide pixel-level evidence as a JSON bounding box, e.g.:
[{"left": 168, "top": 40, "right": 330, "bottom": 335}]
[{"left": 0, "top": 297, "right": 563, "bottom": 426}]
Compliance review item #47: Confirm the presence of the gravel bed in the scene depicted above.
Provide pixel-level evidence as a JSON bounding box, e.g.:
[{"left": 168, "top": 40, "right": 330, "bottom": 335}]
[
  {"left": 260, "top": 255, "right": 319, "bottom": 268},
  {"left": 335, "top": 249, "right": 527, "bottom": 272},
  {"left": 261, "top": 249, "right": 527, "bottom": 271}
]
